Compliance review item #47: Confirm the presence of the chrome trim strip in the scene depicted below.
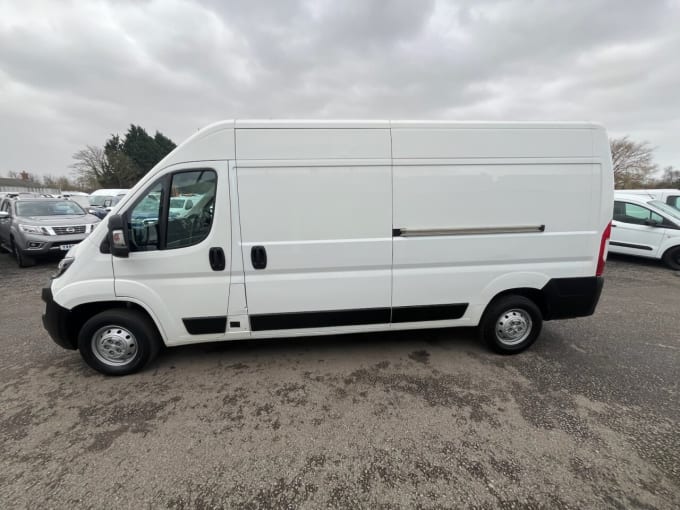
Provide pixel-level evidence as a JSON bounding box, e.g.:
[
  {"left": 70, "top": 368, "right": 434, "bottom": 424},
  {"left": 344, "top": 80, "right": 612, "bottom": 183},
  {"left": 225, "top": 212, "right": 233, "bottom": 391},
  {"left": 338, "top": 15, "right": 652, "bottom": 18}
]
[{"left": 396, "top": 225, "right": 545, "bottom": 237}]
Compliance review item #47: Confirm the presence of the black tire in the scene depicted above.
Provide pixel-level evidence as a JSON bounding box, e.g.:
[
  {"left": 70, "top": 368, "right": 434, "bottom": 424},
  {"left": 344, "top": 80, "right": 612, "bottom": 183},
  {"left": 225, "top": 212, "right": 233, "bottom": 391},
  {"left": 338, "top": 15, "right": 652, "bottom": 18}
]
[
  {"left": 78, "top": 309, "right": 161, "bottom": 376},
  {"left": 11, "top": 239, "right": 35, "bottom": 267},
  {"left": 662, "top": 246, "right": 680, "bottom": 270},
  {"left": 479, "top": 295, "right": 543, "bottom": 354}
]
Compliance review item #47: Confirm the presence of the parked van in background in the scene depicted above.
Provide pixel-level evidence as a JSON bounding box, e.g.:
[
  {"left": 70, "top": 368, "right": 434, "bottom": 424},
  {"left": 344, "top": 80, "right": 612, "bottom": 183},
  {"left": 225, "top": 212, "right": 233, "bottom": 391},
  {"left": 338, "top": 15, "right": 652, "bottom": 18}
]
[
  {"left": 611, "top": 192, "right": 680, "bottom": 269},
  {"left": 88, "top": 189, "right": 128, "bottom": 219},
  {"left": 42, "top": 120, "right": 614, "bottom": 375},
  {"left": 89, "top": 189, "right": 129, "bottom": 208},
  {"left": 615, "top": 189, "right": 680, "bottom": 211}
]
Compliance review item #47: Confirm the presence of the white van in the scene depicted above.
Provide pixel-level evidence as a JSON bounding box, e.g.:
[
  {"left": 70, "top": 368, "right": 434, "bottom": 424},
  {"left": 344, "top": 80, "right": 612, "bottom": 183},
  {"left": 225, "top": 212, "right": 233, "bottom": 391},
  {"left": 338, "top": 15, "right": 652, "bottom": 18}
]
[
  {"left": 42, "top": 120, "right": 614, "bottom": 375},
  {"left": 89, "top": 188, "right": 129, "bottom": 208},
  {"left": 611, "top": 192, "right": 680, "bottom": 268},
  {"left": 614, "top": 189, "right": 680, "bottom": 211}
]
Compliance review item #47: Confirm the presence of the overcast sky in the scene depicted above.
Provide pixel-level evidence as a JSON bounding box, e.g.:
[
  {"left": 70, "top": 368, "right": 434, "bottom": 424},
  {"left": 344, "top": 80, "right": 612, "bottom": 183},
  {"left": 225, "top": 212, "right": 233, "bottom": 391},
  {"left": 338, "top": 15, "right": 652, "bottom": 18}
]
[{"left": 1, "top": 0, "right": 679, "bottom": 178}]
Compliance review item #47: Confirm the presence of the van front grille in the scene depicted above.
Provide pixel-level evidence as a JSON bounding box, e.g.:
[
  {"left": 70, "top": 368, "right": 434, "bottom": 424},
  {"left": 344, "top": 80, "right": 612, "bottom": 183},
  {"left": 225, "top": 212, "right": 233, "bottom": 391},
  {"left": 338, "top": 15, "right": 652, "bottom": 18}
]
[{"left": 53, "top": 225, "right": 86, "bottom": 235}]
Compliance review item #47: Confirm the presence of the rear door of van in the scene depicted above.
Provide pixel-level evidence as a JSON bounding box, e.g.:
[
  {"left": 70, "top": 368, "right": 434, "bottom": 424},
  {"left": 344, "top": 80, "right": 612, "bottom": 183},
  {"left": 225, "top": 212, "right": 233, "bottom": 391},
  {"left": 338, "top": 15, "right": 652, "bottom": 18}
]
[{"left": 235, "top": 125, "right": 393, "bottom": 335}]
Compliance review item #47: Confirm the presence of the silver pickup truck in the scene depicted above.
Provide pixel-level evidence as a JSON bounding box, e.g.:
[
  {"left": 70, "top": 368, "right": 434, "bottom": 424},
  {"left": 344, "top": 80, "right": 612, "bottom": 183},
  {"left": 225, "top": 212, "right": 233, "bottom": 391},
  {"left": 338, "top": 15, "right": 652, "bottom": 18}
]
[{"left": 0, "top": 198, "right": 100, "bottom": 267}]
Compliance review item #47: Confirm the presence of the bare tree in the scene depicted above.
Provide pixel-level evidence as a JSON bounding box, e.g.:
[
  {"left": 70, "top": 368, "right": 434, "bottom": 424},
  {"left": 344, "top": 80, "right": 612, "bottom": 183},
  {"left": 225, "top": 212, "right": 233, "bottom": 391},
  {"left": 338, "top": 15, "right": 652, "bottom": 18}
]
[
  {"left": 659, "top": 165, "right": 680, "bottom": 188},
  {"left": 70, "top": 145, "right": 106, "bottom": 190},
  {"left": 610, "top": 136, "right": 657, "bottom": 189}
]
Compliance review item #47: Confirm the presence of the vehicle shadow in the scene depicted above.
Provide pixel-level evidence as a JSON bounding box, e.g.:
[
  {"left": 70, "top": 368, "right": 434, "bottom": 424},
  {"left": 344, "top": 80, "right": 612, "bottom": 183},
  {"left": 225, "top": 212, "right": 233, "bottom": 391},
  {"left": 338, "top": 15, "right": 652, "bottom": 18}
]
[
  {"left": 1, "top": 250, "right": 63, "bottom": 268},
  {"left": 607, "top": 252, "right": 668, "bottom": 270},
  {"left": 158, "top": 326, "right": 484, "bottom": 369}
]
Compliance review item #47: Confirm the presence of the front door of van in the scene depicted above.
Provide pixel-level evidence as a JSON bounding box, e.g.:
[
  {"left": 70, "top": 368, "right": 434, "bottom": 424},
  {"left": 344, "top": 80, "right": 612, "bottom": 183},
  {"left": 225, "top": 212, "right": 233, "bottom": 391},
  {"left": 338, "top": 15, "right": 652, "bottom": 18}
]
[
  {"left": 611, "top": 201, "right": 665, "bottom": 256},
  {"left": 236, "top": 161, "right": 393, "bottom": 335},
  {"left": 112, "top": 162, "right": 231, "bottom": 345}
]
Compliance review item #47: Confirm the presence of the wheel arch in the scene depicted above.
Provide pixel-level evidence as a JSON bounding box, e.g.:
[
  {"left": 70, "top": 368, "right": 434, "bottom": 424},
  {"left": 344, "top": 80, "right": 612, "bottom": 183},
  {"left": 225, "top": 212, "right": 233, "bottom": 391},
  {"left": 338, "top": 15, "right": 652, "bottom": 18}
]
[
  {"left": 482, "top": 287, "right": 548, "bottom": 320},
  {"left": 67, "top": 300, "right": 167, "bottom": 348}
]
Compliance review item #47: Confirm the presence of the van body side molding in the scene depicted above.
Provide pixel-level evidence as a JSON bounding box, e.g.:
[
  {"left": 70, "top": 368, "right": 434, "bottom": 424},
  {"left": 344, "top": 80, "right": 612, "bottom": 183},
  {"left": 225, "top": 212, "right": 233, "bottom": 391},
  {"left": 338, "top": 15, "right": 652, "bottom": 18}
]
[
  {"left": 183, "top": 317, "right": 227, "bottom": 335},
  {"left": 393, "top": 225, "right": 545, "bottom": 237},
  {"left": 250, "top": 303, "right": 468, "bottom": 331}
]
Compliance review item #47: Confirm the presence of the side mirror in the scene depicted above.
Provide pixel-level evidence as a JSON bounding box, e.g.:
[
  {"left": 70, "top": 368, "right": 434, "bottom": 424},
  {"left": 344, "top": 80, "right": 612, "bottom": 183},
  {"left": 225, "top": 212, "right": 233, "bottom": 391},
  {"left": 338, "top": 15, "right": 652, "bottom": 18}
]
[
  {"left": 108, "top": 214, "right": 130, "bottom": 258},
  {"left": 0, "top": 211, "right": 9, "bottom": 220}
]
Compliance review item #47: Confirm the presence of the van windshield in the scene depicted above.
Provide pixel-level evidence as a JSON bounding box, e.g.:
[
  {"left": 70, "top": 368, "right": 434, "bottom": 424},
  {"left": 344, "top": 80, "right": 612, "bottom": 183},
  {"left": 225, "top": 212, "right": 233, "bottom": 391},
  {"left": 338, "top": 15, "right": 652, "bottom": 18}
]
[{"left": 649, "top": 200, "right": 680, "bottom": 222}]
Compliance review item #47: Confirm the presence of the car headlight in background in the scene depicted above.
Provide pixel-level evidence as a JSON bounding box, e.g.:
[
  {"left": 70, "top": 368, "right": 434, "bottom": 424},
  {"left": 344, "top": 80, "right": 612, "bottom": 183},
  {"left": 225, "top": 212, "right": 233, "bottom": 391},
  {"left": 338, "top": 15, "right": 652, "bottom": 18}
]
[
  {"left": 53, "top": 257, "right": 75, "bottom": 279},
  {"left": 88, "top": 223, "right": 99, "bottom": 233},
  {"left": 19, "top": 224, "right": 48, "bottom": 235}
]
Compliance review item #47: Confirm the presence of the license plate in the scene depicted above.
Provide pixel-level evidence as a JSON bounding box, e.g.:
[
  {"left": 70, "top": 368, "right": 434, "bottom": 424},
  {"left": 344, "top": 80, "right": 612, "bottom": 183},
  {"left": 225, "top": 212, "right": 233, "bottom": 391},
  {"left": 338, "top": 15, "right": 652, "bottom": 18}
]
[{"left": 60, "top": 244, "right": 74, "bottom": 251}]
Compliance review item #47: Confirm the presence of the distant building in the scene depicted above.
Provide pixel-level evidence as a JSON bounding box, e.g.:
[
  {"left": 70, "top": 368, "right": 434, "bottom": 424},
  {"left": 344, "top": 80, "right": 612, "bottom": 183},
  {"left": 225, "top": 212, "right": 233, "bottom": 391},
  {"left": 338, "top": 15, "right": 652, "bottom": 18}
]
[{"left": 0, "top": 177, "right": 60, "bottom": 195}]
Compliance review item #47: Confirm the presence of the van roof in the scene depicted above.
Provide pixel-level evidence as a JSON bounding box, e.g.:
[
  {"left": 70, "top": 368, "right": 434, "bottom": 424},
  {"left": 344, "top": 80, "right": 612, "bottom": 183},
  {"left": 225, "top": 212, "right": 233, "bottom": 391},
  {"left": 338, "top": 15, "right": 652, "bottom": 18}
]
[
  {"left": 155, "top": 119, "right": 606, "bottom": 173},
  {"left": 227, "top": 119, "right": 603, "bottom": 130}
]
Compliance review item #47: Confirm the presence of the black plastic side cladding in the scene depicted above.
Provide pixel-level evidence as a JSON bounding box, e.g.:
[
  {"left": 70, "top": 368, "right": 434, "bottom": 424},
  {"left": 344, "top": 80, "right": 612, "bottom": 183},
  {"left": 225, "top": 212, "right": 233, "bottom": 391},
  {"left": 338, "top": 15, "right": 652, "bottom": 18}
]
[{"left": 541, "top": 276, "right": 604, "bottom": 320}]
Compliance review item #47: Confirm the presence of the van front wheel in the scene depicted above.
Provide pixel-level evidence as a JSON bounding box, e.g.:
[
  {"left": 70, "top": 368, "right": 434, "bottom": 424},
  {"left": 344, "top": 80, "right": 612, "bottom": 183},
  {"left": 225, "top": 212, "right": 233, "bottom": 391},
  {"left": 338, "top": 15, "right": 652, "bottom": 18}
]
[
  {"left": 479, "top": 295, "right": 542, "bottom": 354},
  {"left": 78, "top": 309, "right": 161, "bottom": 375}
]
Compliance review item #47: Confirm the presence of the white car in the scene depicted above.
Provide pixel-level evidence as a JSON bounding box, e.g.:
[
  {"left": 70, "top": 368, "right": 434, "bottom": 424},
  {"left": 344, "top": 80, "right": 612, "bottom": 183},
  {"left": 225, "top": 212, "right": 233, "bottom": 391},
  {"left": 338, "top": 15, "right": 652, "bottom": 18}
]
[
  {"left": 614, "top": 189, "right": 680, "bottom": 211},
  {"left": 611, "top": 193, "right": 680, "bottom": 269}
]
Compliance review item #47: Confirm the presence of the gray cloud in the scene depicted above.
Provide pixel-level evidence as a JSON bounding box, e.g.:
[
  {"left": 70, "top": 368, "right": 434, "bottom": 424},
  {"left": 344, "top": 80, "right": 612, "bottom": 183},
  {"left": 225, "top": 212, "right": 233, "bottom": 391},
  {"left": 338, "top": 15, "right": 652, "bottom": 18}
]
[{"left": 1, "top": 0, "right": 679, "bottom": 177}]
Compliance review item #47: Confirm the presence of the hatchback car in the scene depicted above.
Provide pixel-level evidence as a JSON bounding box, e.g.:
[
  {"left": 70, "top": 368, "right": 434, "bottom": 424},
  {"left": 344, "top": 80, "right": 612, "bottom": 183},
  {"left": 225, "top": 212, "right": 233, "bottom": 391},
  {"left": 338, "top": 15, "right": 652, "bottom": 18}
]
[
  {"left": 0, "top": 198, "right": 100, "bottom": 266},
  {"left": 610, "top": 194, "right": 680, "bottom": 269}
]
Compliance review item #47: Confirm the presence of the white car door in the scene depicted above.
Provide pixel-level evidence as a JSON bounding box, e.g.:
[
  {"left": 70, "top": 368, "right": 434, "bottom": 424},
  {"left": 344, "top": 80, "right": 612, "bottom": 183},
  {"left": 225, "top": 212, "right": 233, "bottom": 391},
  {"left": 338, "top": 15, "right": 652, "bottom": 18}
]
[{"left": 611, "top": 200, "right": 665, "bottom": 257}]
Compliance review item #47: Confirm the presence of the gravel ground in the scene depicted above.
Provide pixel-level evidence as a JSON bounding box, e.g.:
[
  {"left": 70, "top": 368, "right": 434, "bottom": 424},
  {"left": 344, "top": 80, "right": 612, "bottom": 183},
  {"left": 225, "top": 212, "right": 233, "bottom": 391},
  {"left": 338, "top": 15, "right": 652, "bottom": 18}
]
[{"left": 0, "top": 251, "right": 679, "bottom": 509}]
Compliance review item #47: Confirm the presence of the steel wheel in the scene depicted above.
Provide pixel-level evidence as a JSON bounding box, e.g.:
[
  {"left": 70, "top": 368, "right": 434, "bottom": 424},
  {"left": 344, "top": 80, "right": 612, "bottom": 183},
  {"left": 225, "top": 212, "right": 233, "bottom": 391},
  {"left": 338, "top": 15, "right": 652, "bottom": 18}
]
[
  {"left": 480, "top": 295, "right": 542, "bottom": 354},
  {"left": 78, "top": 308, "right": 160, "bottom": 375},
  {"left": 91, "top": 325, "right": 138, "bottom": 366},
  {"left": 495, "top": 308, "right": 533, "bottom": 346}
]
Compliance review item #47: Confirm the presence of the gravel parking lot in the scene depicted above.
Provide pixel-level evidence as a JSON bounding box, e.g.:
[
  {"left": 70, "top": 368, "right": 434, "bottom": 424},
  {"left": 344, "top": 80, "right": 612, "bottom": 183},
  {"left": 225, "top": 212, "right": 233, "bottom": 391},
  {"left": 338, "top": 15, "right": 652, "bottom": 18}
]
[{"left": 0, "top": 252, "right": 679, "bottom": 509}]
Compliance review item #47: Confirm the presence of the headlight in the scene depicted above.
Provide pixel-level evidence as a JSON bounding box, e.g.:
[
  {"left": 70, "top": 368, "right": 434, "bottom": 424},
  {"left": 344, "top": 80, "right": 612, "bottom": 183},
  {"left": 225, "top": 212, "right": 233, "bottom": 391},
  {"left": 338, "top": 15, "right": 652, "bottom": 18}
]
[
  {"left": 89, "top": 223, "right": 99, "bottom": 233},
  {"left": 19, "top": 224, "right": 47, "bottom": 235},
  {"left": 53, "top": 257, "right": 75, "bottom": 279}
]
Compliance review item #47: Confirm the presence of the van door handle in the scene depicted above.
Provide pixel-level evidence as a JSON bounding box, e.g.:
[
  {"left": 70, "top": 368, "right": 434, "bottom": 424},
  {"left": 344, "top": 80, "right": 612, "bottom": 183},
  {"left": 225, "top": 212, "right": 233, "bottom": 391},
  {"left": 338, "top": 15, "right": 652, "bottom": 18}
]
[
  {"left": 209, "top": 247, "right": 226, "bottom": 271},
  {"left": 251, "top": 246, "right": 267, "bottom": 270}
]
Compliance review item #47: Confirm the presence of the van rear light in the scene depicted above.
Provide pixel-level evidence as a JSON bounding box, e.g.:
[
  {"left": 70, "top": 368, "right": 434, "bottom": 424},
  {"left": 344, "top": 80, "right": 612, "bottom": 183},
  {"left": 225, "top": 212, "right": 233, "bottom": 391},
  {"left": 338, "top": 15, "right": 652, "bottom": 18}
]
[{"left": 596, "top": 222, "right": 612, "bottom": 276}]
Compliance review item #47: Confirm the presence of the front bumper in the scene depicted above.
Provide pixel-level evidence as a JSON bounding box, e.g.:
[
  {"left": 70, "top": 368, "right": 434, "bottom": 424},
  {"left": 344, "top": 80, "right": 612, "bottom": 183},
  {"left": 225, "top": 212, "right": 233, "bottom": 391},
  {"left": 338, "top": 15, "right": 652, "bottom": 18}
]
[
  {"left": 19, "top": 232, "right": 87, "bottom": 256},
  {"left": 42, "top": 287, "right": 77, "bottom": 350}
]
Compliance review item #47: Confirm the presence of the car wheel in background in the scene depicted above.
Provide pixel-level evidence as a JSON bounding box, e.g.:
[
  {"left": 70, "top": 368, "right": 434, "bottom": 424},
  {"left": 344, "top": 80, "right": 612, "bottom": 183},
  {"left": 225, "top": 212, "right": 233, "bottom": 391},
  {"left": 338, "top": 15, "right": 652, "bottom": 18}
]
[
  {"left": 662, "top": 246, "right": 680, "bottom": 270},
  {"left": 78, "top": 309, "right": 161, "bottom": 376},
  {"left": 479, "top": 295, "right": 543, "bottom": 354},
  {"left": 11, "top": 239, "right": 35, "bottom": 267}
]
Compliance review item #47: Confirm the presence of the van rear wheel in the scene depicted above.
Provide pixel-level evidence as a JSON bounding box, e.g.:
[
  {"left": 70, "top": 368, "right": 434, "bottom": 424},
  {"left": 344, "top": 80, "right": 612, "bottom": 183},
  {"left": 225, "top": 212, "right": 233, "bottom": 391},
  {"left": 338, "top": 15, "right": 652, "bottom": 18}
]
[
  {"left": 78, "top": 309, "right": 161, "bottom": 375},
  {"left": 479, "top": 295, "right": 542, "bottom": 354},
  {"left": 662, "top": 246, "right": 680, "bottom": 270}
]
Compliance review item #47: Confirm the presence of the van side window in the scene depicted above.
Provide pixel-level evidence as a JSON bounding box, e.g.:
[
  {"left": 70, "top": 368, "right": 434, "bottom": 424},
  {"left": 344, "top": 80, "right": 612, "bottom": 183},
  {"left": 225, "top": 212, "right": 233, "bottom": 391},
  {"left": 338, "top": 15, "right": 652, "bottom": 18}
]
[
  {"left": 613, "top": 201, "right": 663, "bottom": 225},
  {"left": 166, "top": 170, "right": 217, "bottom": 249},
  {"left": 668, "top": 195, "right": 680, "bottom": 210},
  {"left": 129, "top": 182, "right": 163, "bottom": 251}
]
